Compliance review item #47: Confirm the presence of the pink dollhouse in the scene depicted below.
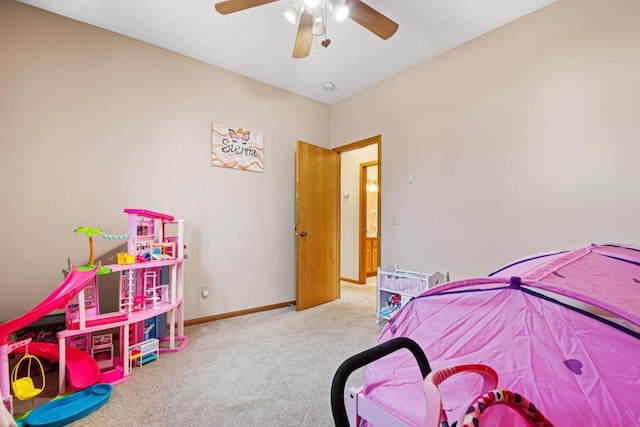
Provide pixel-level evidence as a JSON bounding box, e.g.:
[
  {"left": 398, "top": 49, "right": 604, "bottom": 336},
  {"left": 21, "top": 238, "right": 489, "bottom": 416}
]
[{"left": 0, "top": 208, "right": 188, "bottom": 416}]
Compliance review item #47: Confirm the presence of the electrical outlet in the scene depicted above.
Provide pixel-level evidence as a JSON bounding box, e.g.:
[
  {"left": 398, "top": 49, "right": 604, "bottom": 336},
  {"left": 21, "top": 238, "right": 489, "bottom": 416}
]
[{"left": 201, "top": 284, "right": 209, "bottom": 298}]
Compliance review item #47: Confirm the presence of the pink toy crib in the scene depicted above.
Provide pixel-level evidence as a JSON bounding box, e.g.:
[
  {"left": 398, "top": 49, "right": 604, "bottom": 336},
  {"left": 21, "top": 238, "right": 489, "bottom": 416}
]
[{"left": 332, "top": 243, "right": 640, "bottom": 426}]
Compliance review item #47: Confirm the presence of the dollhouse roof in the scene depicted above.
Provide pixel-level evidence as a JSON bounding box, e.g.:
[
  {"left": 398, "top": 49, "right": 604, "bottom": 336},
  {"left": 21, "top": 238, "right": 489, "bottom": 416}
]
[{"left": 123, "top": 209, "right": 174, "bottom": 221}]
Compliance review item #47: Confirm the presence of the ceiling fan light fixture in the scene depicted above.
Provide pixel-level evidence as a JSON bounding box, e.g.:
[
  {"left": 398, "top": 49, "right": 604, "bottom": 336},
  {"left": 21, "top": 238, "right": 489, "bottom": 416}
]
[
  {"left": 329, "top": 0, "right": 349, "bottom": 22},
  {"left": 334, "top": 5, "right": 348, "bottom": 21},
  {"left": 303, "top": 0, "right": 319, "bottom": 8},
  {"left": 311, "top": 8, "right": 326, "bottom": 36},
  {"left": 312, "top": 21, "right": 326, "bottom": 36},
  {"left": 284, "top": 6, "right": 299, "bottom": 24}
]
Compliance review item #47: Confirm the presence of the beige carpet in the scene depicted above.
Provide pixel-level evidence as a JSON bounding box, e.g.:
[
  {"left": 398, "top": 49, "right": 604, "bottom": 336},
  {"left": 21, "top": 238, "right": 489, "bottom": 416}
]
[{"left": 15, "top": 282, "right": 383, "bottom": 426}]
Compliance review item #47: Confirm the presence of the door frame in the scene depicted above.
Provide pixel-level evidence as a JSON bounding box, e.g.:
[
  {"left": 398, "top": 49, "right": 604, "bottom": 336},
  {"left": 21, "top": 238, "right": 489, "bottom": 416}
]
[{"left": 334, "top": 135, "right": 381, "bottom": 285}]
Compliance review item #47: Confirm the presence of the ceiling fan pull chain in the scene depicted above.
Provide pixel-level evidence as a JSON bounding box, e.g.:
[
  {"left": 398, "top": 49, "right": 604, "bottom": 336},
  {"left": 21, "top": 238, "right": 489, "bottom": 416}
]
[{"left": 324, "top": 0, "right": 329, "bottom": 41}]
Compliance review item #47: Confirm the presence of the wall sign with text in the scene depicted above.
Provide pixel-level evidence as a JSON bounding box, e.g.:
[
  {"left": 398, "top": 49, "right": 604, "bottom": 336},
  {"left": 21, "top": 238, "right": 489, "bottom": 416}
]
[{"left": 211, "top": 122, "right": 264, "bottom": 173}]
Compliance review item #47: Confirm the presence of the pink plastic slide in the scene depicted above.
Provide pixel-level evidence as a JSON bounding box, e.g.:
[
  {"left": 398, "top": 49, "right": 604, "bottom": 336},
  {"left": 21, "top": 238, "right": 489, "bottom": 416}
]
[
  {"left": 0, "top": 266, "right": 102, "bottom": 394},
  {"left": 11, "top": 343, "right": 99, "bottom": 390},
  {"left": 0, "top": 266, "right": 99, "bottom": 346}
]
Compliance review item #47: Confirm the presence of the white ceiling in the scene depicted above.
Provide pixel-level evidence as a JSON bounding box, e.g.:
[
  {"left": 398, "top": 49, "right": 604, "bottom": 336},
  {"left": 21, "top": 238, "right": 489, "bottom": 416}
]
[{"left": 18, "top": 0, "right": 556, "bottom": 105}]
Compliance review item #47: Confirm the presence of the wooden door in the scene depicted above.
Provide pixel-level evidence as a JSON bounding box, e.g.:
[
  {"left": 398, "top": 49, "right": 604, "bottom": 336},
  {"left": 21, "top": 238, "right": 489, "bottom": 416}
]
[
  {"left": 365, "top": 238, "right": 373, "bottom": 274},
  {"left": 365, "top": 237, "right": 378, "bottom": 276},
  {"left": 295, "top": 141, "right": 340, "bottom": 310}
]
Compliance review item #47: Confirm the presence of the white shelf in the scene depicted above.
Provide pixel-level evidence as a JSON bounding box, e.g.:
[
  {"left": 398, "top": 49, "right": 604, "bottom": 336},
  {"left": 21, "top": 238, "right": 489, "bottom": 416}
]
[{"left": 129, "top": 338, "right": 159, "bottom": 369}]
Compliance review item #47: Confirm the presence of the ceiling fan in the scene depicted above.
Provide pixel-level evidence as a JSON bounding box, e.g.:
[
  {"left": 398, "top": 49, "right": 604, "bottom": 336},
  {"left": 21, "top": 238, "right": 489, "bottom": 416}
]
[{"left": 214, "top": 0, "right": 398, "bottom": 59}]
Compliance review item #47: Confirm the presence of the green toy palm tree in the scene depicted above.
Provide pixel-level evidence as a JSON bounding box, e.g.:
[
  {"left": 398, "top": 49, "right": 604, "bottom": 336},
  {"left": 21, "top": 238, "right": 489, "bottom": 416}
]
[{"left": 73, "top": 226, "right": 103, "bottom": 266}]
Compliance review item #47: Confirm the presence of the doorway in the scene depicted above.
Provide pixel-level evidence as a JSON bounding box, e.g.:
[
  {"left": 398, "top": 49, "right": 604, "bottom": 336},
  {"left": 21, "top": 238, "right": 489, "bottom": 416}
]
[
  {"left": 334, "top": 136, "right": 381, "bottom": 285},
  {"left": 294, "top": 136, "right": 380, "bottom": 311}
]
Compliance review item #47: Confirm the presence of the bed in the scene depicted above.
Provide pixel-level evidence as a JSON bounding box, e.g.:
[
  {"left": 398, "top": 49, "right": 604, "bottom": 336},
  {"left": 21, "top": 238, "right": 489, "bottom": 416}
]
[{"left": 332, "top": 243, "right": 640, "bottom": 426}]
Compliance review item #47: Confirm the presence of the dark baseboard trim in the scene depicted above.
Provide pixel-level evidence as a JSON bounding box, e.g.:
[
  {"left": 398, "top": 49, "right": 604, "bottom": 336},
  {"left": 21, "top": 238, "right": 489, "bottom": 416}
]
[{"left": 184, "top": 300, "right": 296, "bottom": 326}]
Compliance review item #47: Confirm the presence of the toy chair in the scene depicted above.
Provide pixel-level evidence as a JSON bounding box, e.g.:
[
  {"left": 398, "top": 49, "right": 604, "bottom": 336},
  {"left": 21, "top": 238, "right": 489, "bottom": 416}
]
[
  {"left": 133, "top": 295, "right": 146, "bottom": 311},
  {"left": 11, "top": 352, "right": 46, "bottom": 400}
]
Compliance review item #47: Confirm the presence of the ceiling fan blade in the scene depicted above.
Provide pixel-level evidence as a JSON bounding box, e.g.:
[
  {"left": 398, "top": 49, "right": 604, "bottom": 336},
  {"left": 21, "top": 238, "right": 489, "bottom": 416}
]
[
  {"left": 292, "top": 10, "right": 313, "bottom": 59},
  {"left": 214, "top": 0, "right": 279, "bottom": 15},
  {"left": 345, "top": 0, "right": 398, "bottom": 40}
]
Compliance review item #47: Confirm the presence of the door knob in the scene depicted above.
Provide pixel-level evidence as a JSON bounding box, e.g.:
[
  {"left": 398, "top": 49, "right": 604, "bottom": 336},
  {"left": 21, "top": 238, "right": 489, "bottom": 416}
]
[{"left": 299, "top": 231, "right": 308, "bottom": 237}]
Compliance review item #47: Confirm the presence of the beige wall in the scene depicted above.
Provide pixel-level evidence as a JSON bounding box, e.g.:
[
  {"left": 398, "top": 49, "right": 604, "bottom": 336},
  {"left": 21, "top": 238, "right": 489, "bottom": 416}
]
[
  {"left": 331, "top": 0, "right": 640, "bottom": 279},
  {"left": 0, "top": 1, "right": 330, "bottom": 321}
]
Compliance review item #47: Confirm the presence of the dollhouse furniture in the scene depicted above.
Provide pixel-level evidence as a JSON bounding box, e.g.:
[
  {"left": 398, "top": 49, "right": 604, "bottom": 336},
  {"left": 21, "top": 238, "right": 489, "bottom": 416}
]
[
  {"left": 128, "top": 338, "right": 159, "bottom": 370},
  {"left": 91, "top": 334, "right": 114, "bottom": 370}
]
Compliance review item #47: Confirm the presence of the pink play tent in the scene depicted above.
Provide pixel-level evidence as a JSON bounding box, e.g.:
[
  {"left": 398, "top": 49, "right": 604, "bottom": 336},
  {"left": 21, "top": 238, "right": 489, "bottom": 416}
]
[
  {"left": 337, "top": 243, "right": 640, "bottom": 426},
  {"left": 490, "top": 243, "right": 640, "bottom": 325}
]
